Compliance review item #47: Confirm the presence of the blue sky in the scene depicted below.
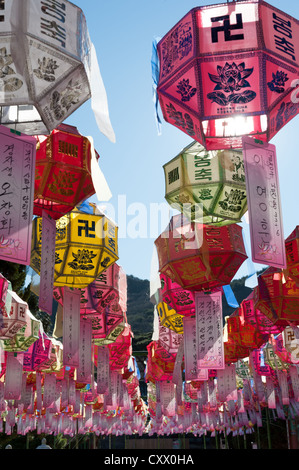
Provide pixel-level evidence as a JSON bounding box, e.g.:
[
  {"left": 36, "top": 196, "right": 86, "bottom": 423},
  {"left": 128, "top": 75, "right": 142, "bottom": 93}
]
[{"left": 65, "top": 0, "right": 299, "bottom": 282}]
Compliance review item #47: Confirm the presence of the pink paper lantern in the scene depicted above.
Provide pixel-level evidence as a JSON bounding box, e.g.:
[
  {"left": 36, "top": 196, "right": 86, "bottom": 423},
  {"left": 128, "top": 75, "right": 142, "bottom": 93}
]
[
  {"left": 23, "top": 333, "right": 52, "bottom": 372},
  {"left": 159, "top": 272, "right": 195, "bottom": 316},
  {"left": 156, "top": 1, "right": 299, "bottom": 149},
  {"left": 0, "top": 274, "right": 9, "bottom": 309},
  {"left": 53, "top": 263, "right": 127, "bottom": 344},
  {"left": 108, "top": 325, "right": 132, "bottom": 371}
]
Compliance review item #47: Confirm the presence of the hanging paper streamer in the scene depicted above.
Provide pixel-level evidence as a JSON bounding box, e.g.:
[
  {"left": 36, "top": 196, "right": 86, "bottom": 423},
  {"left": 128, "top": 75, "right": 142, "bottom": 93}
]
[
  {"left": 78, "top": 318, "right": 92, "bottom": 384},
  {"left": 222, "top": 285, "right": 239, "bottom": 309},
  {"left": 195, "top": 291, "right": 225, "bottom": 370},
  {"left": 62, "top": 287, "right": 81, "bottom": 367},
  {"left": 172, "top": 341, "right": 184, "bottom": 385},
  {"left": 242, "top": 136, "right": 286, "bottom": 268},
  {"left": 97, "top": 346, "right": 110, "bottom": 395},
  {"left": 151, "top": 37, "right": 162, "bottom": 135},
  {"left": 183, "top": 316, "right": 208, "bottom": 381},
  {"left": 4, "top": 352, "right": 24, "bottom": 400},
  {"left": 0, "top": 126, "right": 36, "bottom": 265},
  {"left": 87, "top": 135, "right": 112, "bottom": 202},
  {"left": 217, "top": 364, "right": 237, "bottom": 403},
  {"left": 160, "top": 381, "right": 176, "bottom": 417},
  {"left": 43, "top": 373, "right": 57, "bottom": 410},
  {"left": 266, "top": 376, "right": 276, "bottom": 409},
  {"left": 38, "top": 210, "right": 56, "bottom": 315}
]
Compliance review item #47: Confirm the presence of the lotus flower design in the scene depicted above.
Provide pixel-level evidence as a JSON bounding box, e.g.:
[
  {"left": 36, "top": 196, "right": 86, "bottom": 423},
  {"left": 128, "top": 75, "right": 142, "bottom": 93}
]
[{"left": 207, "top": 61, "right": 256, "bottom": 105}]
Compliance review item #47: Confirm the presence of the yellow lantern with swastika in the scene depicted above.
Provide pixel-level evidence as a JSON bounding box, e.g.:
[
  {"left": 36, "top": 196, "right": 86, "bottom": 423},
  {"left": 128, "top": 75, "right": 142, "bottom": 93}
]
[{"left": 30, "top": 203, "right": 118, "bottom": 288}]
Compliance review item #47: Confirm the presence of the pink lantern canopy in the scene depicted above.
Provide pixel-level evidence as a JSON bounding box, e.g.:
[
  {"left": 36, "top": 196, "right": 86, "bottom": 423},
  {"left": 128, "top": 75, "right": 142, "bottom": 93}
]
[{"left": 156, "top": 1, "right": 299, "bottom": 150}]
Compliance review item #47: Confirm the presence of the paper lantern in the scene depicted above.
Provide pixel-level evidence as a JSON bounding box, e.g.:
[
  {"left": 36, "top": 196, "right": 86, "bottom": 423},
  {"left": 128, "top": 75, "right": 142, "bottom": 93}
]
[
  {"left": 158, "top": 323, "right": 183, "bottom": 354},
  {"left": 108, "top": 325, "right": 132, "bottom": 371},
  {"left": 227, "top": 308, "right": 265, "bottom": 350},
  {"left": 250, "top": 348, "right": 275, "bottom": 377},
  {"left": 31, "top": 204, "right": 118, "bottom": 288},
  {"left": 264, "top": 342, "right": 289, "bottom": 371},
  {"left": 254, "top": 267, "right": 299, "bottom": 326},
  {"left": 159, "top": 272, "right": 195, "bottom": 317},
  {"left": 285, "top": 226, "right": 299, "bottom": 284},
  {"left": 271, "top": 333, "right": 299, "bottom": 365},
  {"left": 164, "top": 141, "right": 247, "bottom": 225},
  {"left": 0, "top": 0, "right": 96, "bottom": 135},
  {"left": 224, "top": 341, "right": 250, "bottom": 364},
  {"left": 53, "top": 265, "right": 126, "bottom": 345},
  {"left": 282, "top": 325, "right": 299, "bottom": 363},
  {"left": 145, "top": 342, "right": 175, "bottom": 382},
  {"left": 0, "top": 290, "right": 27, "bottom": 340},
  {"left": 0, "top": 274, "right": 9, "bottom": 308},
  {"left": 241, "top": 290, "right": 284, "bottom": 336},
  {"left": 34, "top": 124, "right": 100, "bottom": 220},
  {"left": 156, "top": 1, "right": 299, "bottom": 150},
  {"left": 23, "top": 332, "right": 52, "bottom": 372},
  {"left": 156, "top": 301, "right": 184, "bottom": 334},
  {"left": 155, "top": 214, "right": 247, "bottom": 291},
  {"left": 2, "top": 309, "right": 40, "bottom": 352}
]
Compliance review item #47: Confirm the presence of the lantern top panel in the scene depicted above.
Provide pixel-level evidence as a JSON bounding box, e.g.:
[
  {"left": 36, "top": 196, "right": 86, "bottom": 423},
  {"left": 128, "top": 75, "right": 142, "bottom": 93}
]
[{"left": 158, "top": 0, "right": 299, "bottom": 87}]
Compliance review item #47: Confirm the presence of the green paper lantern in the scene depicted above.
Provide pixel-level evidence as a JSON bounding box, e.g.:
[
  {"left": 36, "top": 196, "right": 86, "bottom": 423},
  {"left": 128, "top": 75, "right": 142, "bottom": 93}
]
[{"left": 163, "top": 141, "right": 247, "bottom": 226}]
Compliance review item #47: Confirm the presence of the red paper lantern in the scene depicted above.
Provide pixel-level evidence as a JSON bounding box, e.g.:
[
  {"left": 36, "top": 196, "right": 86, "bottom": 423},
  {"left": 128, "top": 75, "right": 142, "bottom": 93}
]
[
  {"left": 145, "top": 341, "right": 175, "bottom": 382},
  {"left": 241, "top": 290, "right": 284, "bottom": 335},
  {"left": 285, "top": 226, "right": 299, "bottom": 284},
  {"left": 224, "top": 341, "right": 249, "bottom": 364},
  {"left": 156, "top": 1, "right": 299, "bottom": 150},
  {"left": 154, "top": 214, "right": 247, "bottom": 291},
  {"left": 34, "top": 124, "right": 100, "bottom": 220},
  {"left": 227, "top": 308, "right": 265, "bottom": 350},
  {"left": 254, "top": 266, "right": 299, "bottom": 326}
]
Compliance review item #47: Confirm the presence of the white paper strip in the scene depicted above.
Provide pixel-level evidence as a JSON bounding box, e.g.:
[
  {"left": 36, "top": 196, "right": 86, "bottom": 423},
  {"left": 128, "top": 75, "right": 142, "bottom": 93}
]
[
  {"left": 242, "top": 136, "right": 286, "bottom": 268},
  {"left": 62, "top": 287, "right": 81, "bottom": 367},
  {"left": 195, "top": 291, "right": 225, "bottom": 369},
  {"left": 38, "top": 210, "right": 56, "bottom": 314}
]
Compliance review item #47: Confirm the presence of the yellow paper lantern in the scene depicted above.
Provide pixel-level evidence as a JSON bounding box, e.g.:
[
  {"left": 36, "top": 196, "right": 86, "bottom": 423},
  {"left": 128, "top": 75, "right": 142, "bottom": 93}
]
[
  {"left": 156, "top": 301, "right": 184, "bottom": 334},
  {"left": 30, "top": 203, "right": 118, "bottom": 288}
]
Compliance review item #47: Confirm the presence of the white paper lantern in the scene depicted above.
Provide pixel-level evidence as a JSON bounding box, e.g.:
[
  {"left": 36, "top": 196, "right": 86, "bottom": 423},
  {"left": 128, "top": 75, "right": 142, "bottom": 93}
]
[{"left": 0, "top": 0, "right": 115, "bottom": 141}]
